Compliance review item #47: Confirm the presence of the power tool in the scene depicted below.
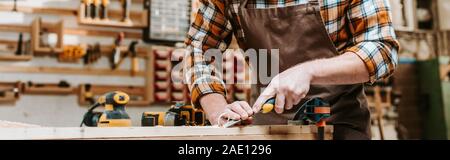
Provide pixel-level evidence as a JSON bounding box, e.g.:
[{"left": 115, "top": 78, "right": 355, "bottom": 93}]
[
  {"left": 80, "top": 91, "right": 132, "bottom": 127},
  {"left": 141, "top": 102, "right": 206, "bottom": 126},
  {"left": 289, "top": 98, "right": 331, "bottom": 140},
  {"left": 141, "top": 112, "right": 166, "bottom": 126}
]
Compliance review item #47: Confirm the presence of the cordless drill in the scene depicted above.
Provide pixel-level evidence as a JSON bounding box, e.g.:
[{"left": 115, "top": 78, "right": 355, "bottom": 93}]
[{"left": 80, "top": 91, "right": 132, "bottom": 127}]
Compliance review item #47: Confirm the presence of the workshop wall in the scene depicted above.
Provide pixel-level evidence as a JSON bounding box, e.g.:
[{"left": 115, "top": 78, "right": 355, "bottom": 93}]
[{"left": 0, "top": 0, "right": 168, "bottom": 127}]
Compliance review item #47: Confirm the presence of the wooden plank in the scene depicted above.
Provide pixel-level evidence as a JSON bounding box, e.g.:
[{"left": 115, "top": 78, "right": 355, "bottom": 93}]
[
  {"left": 0, "top": 125, "right": 333, "bottom": 140},
  {"left": 90, "top": 85, "right": 145, "bottom": 95},
  {"left": 32, "top": 44, "right": 149, "bottom": 58},
  {"left": 0, "top": 24, "right": 142, "bottom": 39},
  {"left": 86, "top": 134, "right": 321, "bottom": 140},
  {"left": 99, "top": 45, "right": 149, "bottom": 58},
  {"left": 78, "top": 18, "right": 147, "bottom": 28},
  {"left": 0, "top": 65, "right": 145, "bottom": 77},
  {"left": 0, "top": 24, "right": 30, "bottom": 33},
  {"left": 64, "top": 28, "right": 142, "bottom": 39},
  {"left": 0, "top": 120, "right": 40, "bottom": 128},
  {"left": 78, "top": 5, "right": 148, "bottom": 29},
  {"left": 23, "top": 85, "right": 76, "bottom": 95},
  {"left": 145, "top": 51, "right": 154, "bottom": 103},
  {"left": 0, "top": 55, "right": 32, "bottom": 61},
  {"left": 0, "top": 39, "right": 18, "bottom": 46},
  {"left": 0, "top": 5, "right": 77, "bottom": 16},
  {"left": 0, "top": 4, "right": 144, "bottom": 20}
]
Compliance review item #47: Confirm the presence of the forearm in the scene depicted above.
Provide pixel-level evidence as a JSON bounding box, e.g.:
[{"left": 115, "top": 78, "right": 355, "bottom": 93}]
[
  {"left": 301, "top": 52, "right": 370, "bottom": 85},
  {"left": 199, "top": 93, "right": 228, "bottom": 124}
]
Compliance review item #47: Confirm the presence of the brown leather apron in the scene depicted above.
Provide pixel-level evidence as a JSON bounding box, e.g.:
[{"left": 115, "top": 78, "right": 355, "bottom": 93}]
[{"left": 226, "top": 0, "right": 371, "bottom": 140}]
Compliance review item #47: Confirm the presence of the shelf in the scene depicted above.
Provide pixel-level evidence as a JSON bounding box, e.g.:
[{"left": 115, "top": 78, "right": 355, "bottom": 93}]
[
  {"left": 78, "top": 84, "right": 150, "bottom": 106},
  {"left": 31, "top": 18, "right": 64, "bottom": 55},
  {"left": 0, "top": 91, "right": 17, "bottom": 104},
  {"left": 0, "top": 55, "right": 32, "bottom": 61},
  {"left": 88, "top": 85, "right": 146, "bottom": 96},
  {"left": 78, "top": 5, "right": 148, "bottom": 29},
  {"left": 23, "top": 86, "right": 76, "bottom": 95},
  {"left": 0, "top": 66, "right": 145, "bottom": 77},
  {"left": 78, "top": 18, "right": 147, "bottom": 28},
  {"left": 0, "top": 24, "right": 142, "bottom": 39},
  {"left": 0, "top": 5, "right": 76, "bottom": 16},
  {"left": 0, "top": 4, "right": 145, "bottom": 21},
  {"left": 64, "top": 28, "right": 142, "bottom": 39},
  {"left": 32, "top": 44, "right": 150, "bottom": 58}
]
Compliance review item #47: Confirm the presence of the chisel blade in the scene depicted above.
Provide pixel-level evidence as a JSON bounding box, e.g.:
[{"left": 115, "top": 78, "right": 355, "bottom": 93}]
[{"left": 222, "top": 119, "right": 242, "bottom": 128}]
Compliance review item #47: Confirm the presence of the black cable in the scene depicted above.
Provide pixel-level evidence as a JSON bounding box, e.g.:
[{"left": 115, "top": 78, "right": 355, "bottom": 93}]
[{"left": 80, "top": 102, "right": 101, "bottom": 127}]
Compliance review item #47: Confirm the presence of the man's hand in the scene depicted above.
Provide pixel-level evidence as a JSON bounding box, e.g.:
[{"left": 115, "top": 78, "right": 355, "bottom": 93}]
[
  {"left": 252, "top": 52, "right": 370, "bottom": 114},
  {"left": 200, "top": 93, "right": 254, "bottom": 125},
  {"left": 252, "top": 65, "right": 313, "bottom": 114}
]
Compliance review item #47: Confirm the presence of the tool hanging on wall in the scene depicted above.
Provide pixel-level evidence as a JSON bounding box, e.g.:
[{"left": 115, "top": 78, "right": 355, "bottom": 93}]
[
  {"left": 93, "top": 0, "right": 101, "bottom": 20},
  {"left": 114, "top": 41, "right": 140, "bottom": 75},
  {"left": 110, "top": 32, "right": 125, "bottom": 69},
  {"left": 120, "top": 0, "right": 131, "bottom": 23},
  {"left": 12, "top": 0, "right": 18, "bottom": 12},
  {"left": 141, "top": 102, "right": 207, "bottom": 127},
  {"left": 80, "top": 91, "right": 132, "bottom": 127},
  {"left": 89, "top": 0, "right": 97, "bottom": 19},
  {"left": 15, "top": 33, "right": 23, "bottom": 55},
  {"left": 24, "top": 80, "right": 71, "bottom": 89},
  {"left": 59, "top": 45, "right": 87, "bottom": 63},
  {"left": 129, "top": 41, "right": 139, "bottom": 76},
  {"left": 100, "top": 0, "right": 109, "bottom": 20},
  {"left": 83, "top": 0, "right": 92, "bottom": 19},
  {"left": 83, "top": 43, "right": 101, "bottom": 65}
]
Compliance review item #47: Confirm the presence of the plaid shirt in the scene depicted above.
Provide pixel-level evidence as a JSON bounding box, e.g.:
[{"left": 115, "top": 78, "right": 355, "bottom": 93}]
[{"left": 184, "top": 0, "right": 399, "bottom": 107}]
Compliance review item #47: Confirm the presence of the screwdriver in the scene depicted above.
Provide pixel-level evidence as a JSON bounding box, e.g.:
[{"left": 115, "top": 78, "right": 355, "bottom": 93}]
[{"left": 222, "top": 97, "right": 275, "bottom": 128}]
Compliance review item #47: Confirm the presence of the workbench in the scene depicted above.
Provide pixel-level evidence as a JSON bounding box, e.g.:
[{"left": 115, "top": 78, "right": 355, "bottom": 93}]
[{"left": 0, "top": 125, "right": 333, "bottom": 140}]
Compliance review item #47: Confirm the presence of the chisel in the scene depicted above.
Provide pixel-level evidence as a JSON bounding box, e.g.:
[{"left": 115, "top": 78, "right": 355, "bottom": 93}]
[{"left": 222, "top": 97, "right": 275, "bottom": 128}]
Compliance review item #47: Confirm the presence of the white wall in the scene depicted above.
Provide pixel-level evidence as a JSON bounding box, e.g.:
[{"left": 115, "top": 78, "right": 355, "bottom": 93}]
[{"left": 0, "top": 0, "right": 170, "bottom": 127}]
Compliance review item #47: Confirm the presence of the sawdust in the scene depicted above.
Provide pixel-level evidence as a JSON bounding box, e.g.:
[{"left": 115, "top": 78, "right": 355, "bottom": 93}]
[{"left": 0, "top": 120, "right": 41, "bottom": 128}]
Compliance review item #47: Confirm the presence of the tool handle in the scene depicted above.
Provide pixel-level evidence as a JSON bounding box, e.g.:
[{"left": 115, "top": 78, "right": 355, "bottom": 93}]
[{"left": 261, "top": 97, "right": 275, "bottom": 113}]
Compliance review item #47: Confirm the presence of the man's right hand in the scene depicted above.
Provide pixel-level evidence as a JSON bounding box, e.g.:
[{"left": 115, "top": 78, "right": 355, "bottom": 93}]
[{"left": 199, "top": 93, "right": 254, "bottom": 125}]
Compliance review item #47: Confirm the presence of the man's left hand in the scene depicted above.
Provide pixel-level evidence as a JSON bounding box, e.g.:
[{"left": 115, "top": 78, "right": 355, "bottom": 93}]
[{"left": 252, "top": 65, "right": 313, "bottom": 114}]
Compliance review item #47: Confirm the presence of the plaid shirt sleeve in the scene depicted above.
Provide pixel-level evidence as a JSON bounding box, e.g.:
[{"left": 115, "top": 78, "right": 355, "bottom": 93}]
[
  {"left": 184, "top": 0, "right": 232, "bottom": 107},
  {"left": 344, "top": 0, "right": 400, "bottom": 83}
]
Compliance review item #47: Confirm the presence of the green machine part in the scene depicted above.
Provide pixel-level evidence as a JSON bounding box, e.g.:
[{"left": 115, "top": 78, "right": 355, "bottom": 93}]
[{"left": 418, "top": 57, "right": 450, "bottom": 139}]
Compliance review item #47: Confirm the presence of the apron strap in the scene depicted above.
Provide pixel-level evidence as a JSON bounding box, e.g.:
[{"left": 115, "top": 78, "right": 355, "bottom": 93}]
[
  {"left": 224, "top": 0, "right": 231, "bottom": 20},
  {"left": 307, "top": 0, "right": 320, "bottom": 13}
]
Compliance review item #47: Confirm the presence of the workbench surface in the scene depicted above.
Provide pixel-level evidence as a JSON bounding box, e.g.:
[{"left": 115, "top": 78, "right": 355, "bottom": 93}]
[{"left": 0, "top": 125, "right": 333, "bottom": 140}]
